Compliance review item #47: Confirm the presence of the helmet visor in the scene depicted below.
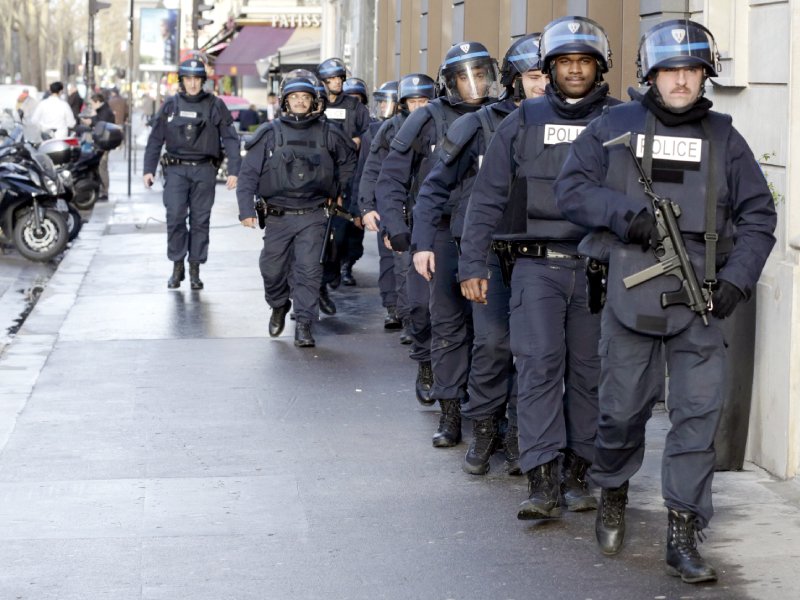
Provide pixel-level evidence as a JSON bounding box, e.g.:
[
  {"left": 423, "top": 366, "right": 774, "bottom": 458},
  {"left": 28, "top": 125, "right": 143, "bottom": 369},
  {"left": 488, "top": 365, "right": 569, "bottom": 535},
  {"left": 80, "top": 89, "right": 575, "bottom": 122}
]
[
  {"left": 442, "top": 59, "right": 501, "bottom": 104},
  {"left": 540, "top": 17, "right": 610, "bottom": 73},
  {"left": 507, "top": 38, "right": 542, "bottom": 74},
  {"left": 371, "top": 92, "right": 397, "bottom": 119},
  {"left": 639, "top": 20, "right": 718, "bottom": 81}
]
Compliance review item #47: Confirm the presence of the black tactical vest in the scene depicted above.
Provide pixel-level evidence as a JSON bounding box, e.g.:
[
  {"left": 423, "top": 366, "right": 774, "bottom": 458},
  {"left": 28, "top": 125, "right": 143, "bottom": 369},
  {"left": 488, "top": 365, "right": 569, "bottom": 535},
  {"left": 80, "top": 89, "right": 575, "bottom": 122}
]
[
  {"left": 164, "top": 94, "right": 220, "bottom": 160},
  {"left": 508, "top": 95, "right": 610, "bottom": 241},
  {"left": 598, "top": 101, "right": 734, "bottom": 336},
  {"left": 324, "top": 94, "right": 361, "bottom": 139},
  {"left": 257, "top": 120, "right": 335, "bottom": 201}
]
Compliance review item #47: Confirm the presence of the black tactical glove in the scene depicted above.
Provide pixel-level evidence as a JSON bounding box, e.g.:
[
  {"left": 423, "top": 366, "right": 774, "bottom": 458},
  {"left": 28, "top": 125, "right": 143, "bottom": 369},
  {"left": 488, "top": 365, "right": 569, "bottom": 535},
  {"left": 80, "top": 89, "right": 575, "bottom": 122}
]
[
  {"left": 711, "top": 280, "right": 744, "bottom": 319},
  {"left": 627, "top": 211, "right": 659, "bottom": 252},
  {"left": 389, "top": 232, "right": 411, "bottom": 252}
]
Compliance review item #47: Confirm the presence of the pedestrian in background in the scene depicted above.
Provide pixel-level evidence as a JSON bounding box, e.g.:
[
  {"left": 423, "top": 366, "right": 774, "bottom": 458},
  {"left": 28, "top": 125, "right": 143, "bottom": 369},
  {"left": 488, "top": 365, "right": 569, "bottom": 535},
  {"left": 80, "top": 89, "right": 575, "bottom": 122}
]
[
  {"left": 30, "top": 81, "right": 75, "bottom": 138},
  {"left": 67, "top": 83, "right": 83, "bottom": 121},
  {"left": 81, "top": 92, "right": 116, "bottom": 201}
]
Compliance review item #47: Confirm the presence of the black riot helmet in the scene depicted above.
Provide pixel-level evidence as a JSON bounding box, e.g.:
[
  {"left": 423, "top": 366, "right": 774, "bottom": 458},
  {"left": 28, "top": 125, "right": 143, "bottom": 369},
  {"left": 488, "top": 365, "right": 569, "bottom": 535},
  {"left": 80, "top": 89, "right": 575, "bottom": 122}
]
[
  {"left": 279, "top": 74, "right": 320, "bottom": 117},
  {"left": 438, "top": 41, "right": 501, "bottom": 104},
  {"left": 178, "top": 59, "right": 207, "bottom": 82},
  {"left": 343, "top": 77, "right": 369, "bottom": 104},
  {"left": 398, "top": 73, "right": 436, "bottom": 105},
  {"left": 637, "top": 19, "right": 720, "bottom": 83},
  {"left": 285, "top": 68, "right": 320, "bottom": 87},
  {"left": 317, "top": 57, "right": 347, "bottom": 80},
  {"left": 500, "top": 33, "right": 542, "bottom": 100},
  {"left": 371, "top": 80, "right": 399, "bottom": 120},
  {"left": 539, "top": 16, "right": 612, "bottom": 75}
]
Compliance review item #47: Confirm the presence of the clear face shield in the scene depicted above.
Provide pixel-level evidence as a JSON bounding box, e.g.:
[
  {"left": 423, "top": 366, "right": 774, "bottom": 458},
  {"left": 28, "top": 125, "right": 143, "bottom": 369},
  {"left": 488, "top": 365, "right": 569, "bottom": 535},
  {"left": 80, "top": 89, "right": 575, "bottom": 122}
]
[
  {"left": 442, "top": 59, "right": 501, "bottom": 104},
  {"left": 638, "top": 20, "right": 720, "bottom": 82},
  {"left": 371, "top": 92, "right": 397, "bottom": 120}
]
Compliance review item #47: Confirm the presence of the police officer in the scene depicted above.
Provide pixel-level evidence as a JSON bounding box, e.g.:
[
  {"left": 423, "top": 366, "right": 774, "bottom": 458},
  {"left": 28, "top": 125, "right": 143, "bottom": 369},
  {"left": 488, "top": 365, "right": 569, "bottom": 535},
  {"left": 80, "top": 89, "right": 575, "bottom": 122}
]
[
  {"left": 379, "top": 42, "right": 501, "bottom": 447},
  {"left": 353, "top": 80, "right": 402, "bottom": 328},
  {"left": 343, "top": 77, "right": 369, "bottom": 106},
  {"left": 339, "top": 76, "right": 372, "bottom": 286},
  {"left": 459, "top": 17, "right": 619, "bottom": 517},
  {"left": 236, "top": 74, "right": 357, "bottom": 348},
  {"left": 414, "top": 33, "right": 548, "bottom": 475},
  {"left": 143, "top": 59, "right": 241, "bottom": 290},
  {"left": 317, "top": 58, "right": 371, "bottom": 304},
  {"left": 554, "top": 20, "right": 776, "bottom": 582},
  {"left": 359, "top": 74, "right": 437, "bottom": 403}
]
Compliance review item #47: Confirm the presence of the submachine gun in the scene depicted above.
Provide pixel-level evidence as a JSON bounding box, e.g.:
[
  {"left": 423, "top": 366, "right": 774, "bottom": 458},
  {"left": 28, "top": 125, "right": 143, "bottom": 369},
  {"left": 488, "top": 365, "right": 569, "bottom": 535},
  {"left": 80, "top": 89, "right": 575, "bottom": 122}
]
[{"left": 602, "top": 132, "right": 711, "bottom": 326}]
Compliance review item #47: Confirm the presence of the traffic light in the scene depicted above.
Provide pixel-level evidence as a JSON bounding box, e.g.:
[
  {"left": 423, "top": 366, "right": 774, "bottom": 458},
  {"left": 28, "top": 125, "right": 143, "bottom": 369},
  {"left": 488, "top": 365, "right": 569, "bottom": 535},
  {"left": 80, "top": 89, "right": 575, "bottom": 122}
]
[
  {"left": 89, "top": 0, "right": 111, "bottom": 15},
  {"left": 193, "top": 2, "right": 214, "bottom": 30}
]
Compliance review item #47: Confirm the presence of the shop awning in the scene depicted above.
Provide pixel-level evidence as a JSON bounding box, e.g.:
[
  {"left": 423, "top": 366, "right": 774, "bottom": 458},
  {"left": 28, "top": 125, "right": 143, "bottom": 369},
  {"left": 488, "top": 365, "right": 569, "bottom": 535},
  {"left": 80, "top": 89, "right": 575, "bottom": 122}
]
[
  {"left": 215, "top": 26, "right": 295, "bottom": 77},
  {"left": 254, "top": 27, "right": 322, "bottom": 78}
]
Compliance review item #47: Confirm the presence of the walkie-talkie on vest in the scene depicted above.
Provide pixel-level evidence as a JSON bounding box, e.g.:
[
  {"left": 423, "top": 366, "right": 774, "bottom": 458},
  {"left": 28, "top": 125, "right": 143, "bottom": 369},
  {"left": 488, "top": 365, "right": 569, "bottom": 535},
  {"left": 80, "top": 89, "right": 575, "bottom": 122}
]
[{"left": 603, "top": 131, "right": 711, "bottom": 326}]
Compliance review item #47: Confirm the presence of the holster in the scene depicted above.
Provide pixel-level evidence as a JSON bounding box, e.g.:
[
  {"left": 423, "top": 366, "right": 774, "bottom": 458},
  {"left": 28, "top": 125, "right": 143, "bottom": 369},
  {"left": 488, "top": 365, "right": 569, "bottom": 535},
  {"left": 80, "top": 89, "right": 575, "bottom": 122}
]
[
  {"left": 491, "top": 241, "right": 516, "bottom": 288},
  {"left": 585, "top": 258, "right": 608, "bottom": 314}
]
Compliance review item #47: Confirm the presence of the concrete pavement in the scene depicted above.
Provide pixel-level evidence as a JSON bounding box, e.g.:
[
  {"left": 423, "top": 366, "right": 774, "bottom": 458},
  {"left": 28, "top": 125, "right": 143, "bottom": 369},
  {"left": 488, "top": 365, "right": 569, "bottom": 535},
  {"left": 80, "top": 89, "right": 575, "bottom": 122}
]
[{"left": 0, "top": 150, "right": 799, "bottom": 599}]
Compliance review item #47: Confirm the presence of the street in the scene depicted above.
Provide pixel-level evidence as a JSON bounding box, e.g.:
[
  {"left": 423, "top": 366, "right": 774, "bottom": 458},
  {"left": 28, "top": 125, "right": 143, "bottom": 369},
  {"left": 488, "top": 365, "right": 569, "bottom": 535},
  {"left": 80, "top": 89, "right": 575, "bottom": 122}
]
[{"left": 0, "top": 151, "right": 798, "bottom": 600}]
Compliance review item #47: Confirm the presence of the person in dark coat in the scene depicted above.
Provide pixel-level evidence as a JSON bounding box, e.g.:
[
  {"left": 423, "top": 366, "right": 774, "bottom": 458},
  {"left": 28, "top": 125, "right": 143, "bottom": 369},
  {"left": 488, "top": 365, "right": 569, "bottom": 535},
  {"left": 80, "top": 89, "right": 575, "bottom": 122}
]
[
  {"left": 236, "top": 73, "right": 357, "bottom": 348},
  {"left": 554, "top": 20, "right": 776, "bottom": 583},
  {"left": 143, "top": 60, "right": 241, "bottom": 290}
]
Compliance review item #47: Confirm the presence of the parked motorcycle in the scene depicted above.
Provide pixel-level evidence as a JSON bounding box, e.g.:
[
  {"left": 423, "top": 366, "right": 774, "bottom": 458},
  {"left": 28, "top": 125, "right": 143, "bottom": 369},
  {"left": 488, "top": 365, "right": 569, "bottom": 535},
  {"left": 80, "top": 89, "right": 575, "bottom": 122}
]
[
  {"left": 44, "top": 121, "right": 124, "bottom": 210},
  {"left": 0, "top": 124, "right": 70, "bottom": 261}
]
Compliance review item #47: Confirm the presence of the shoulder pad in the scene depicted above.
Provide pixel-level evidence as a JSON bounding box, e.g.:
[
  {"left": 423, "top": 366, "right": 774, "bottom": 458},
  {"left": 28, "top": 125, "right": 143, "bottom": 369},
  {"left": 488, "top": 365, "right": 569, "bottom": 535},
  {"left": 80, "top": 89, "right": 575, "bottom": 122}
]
[
  {"left": 390, "top": 106, "right": 431, "bottom": 154},
  {"left": 438, "top": 112, "right": 481, "bottom": 166},
  {"left": 369, "top": 119, "right": 394, "bottom": 153},
  {"left": 244, "top": 122, "right": 273, "bottom": 151}
]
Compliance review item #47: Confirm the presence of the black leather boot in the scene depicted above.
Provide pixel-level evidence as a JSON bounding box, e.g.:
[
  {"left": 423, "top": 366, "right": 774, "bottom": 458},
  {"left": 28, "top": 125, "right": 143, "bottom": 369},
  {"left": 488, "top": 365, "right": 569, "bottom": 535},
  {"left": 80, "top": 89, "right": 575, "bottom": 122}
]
[
  {"left": 504, "top": 424, "right": 521, "bottom": 476},
  {"left": 665, "top": 509, "right": 718, "bottom": 583},
  {"left": 318, "top": 286, "right": 336, "bottom": 315},
  {"left": 463, "top": 415, "right": 499, "bottom": 475},
  {"left": 341, "top": 262, "right": 356, "bottom": 286},
  {"left": 294, "top": 321, "right": 316, "bottom": 348},
  {"left": 384, "top": 306, "right": 402, "bottom": 330},
  {"left": 596, "top": 481, "right": 629, "bottom": 555},
  {"left": 188, "top": 262, "right": 203, "bottom": 290},
  {"left": 561, "top": 449, "right": 598, "bottom": 512},
  {"left": 399, "top": 317, "right": 413, "bottom": 344},
  {"left": 517, "top": 458, "right": 561, "bottom": 519},
  {"left": 167, "top": 261, "right": 185, "bottom": 289},
  {"left": 432, "top": 398, "right": 461, "bottom": 447},
  {"left": 415, "top": 360, "right": 434, "bottom": 406},
  {"left": 268, "top": 301, "right": 291, "bottom": 337}
]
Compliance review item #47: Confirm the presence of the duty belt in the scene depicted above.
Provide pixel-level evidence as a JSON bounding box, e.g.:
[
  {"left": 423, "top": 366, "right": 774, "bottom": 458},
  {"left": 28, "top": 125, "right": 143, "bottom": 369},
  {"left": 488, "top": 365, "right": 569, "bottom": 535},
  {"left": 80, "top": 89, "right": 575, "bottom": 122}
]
[
  {"left": 266, "top": 202, "right": 326, "bottom": 217},
  {"left": 162, "top": 155, "right": 215, "bottom": 167},
  {"left": 499, "top": 241, "right": 582, "bottom": 260}
]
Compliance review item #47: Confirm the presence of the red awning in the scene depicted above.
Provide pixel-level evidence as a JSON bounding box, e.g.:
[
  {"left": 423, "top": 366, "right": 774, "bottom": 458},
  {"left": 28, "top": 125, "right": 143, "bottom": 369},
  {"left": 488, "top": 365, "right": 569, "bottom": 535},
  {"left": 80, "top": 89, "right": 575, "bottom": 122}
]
[{"left": 215, "top": 26, "right": 295, "bottom": 77}]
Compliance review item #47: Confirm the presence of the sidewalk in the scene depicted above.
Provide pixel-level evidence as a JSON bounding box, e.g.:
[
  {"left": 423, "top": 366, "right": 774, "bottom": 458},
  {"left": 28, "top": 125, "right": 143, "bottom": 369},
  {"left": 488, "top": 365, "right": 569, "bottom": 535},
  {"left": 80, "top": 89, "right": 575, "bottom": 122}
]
[{"left": 0, "top": 150, "right": 798, "bottom": 599}]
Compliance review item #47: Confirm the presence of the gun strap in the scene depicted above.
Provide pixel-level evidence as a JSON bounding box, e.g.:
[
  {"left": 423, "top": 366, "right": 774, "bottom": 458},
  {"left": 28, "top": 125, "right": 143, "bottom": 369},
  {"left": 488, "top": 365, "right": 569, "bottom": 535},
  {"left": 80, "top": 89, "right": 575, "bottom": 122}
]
[
  {"left": 642, "top": 112, "right": 656, "bottom": 184},
  {"left": 701, "top": 119, "right": 717, "bottom": 286}
]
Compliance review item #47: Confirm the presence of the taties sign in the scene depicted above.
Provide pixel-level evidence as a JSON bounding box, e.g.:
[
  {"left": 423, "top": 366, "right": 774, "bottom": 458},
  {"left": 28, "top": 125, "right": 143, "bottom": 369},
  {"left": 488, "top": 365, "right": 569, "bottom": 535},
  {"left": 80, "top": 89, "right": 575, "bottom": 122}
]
[{"left": 140, "top": 8, "right": 180, "bottom": 72}]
